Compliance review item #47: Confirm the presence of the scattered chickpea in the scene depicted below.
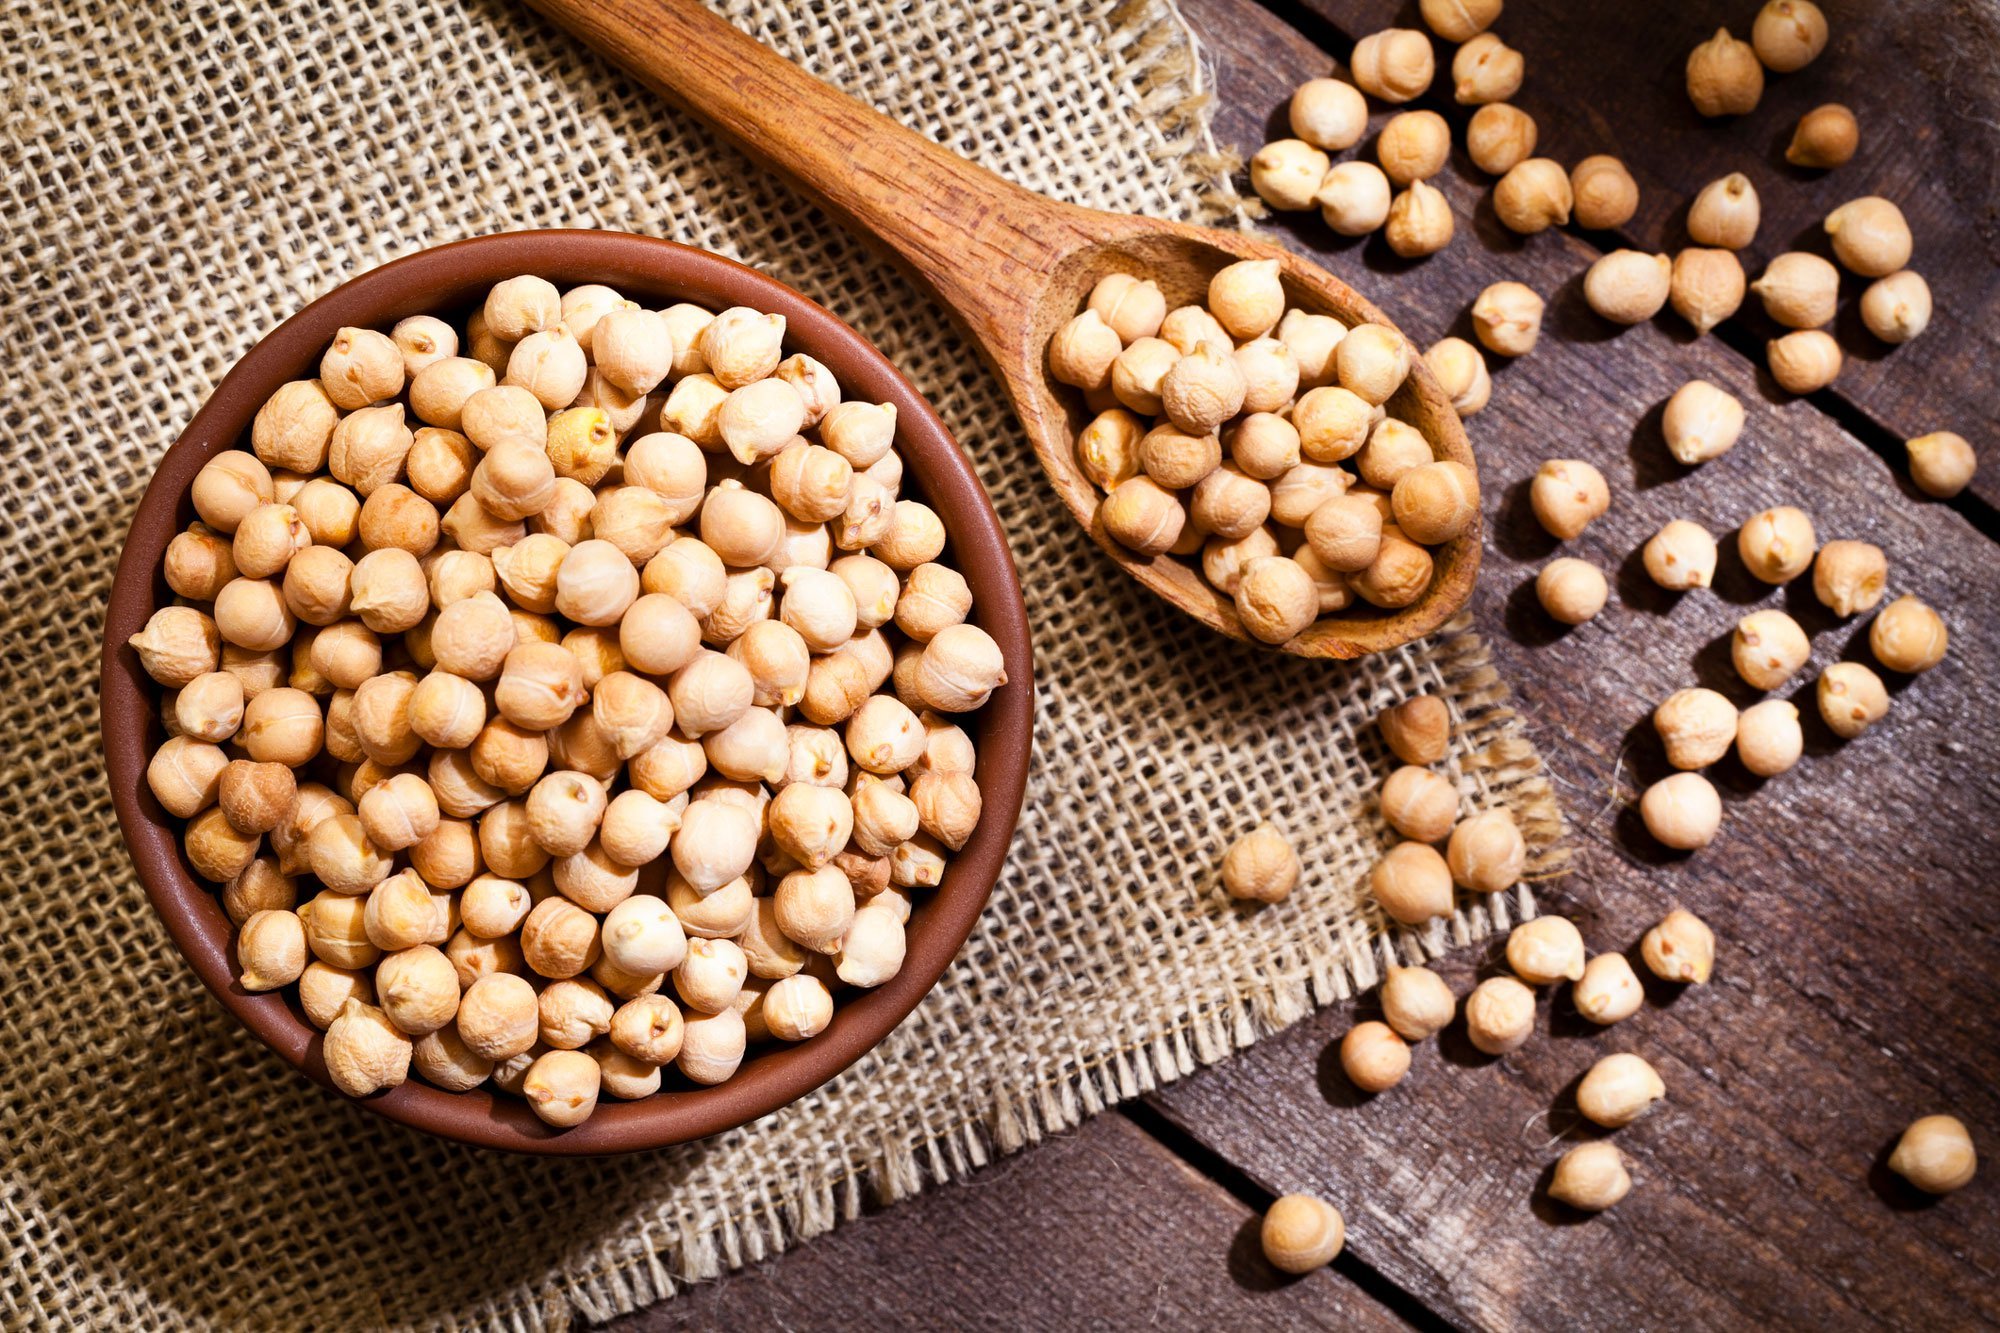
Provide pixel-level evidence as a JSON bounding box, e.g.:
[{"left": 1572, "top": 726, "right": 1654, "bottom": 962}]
[
  {"left": 1452, "top": 32, "right": 1522, "bottom": 105},
  {"left": 1381, "top": 765, "right": 1459, "bottom": 843},
  {"left": 1687, "top": 173, "right": 1761, "bottom": 251},
  {"left": 1753, "top": 252, "right": 1840, "bottom": 330},
  {"left": 1341, "top": 1020, "right": 1412, "bottom": 1093},
  {"left": 1767, "top": 329, "right": 1843, "bottom": 395},
  {"left": 1250, "top": 139, "right": 1331, "bottom": 212},
  {"left": 1379, "top": 695, "right": 1449, "bottom": 766},
  {"left": 1573, "top": 953, "right": 1643, "bottom": 1026},
  {"left": 1493, "top": 158, "right": 1572, "bottom": 234},
  {"left": 1870, "top": 595, "right": 1949, "bottom": 674},
  {"left": 1379, "top": 963, "right": 1455, "bottom": 1042},
  {"left": 1787, "top": 103, "right": 1858, "bottom": 169},
  {"left": 1811, "top": 540, "right": 1887, "bottom": 617},
  {"left": 1859, "top": 271, "right": 1931, "bottom": 345},
  {"left": 1536, "top": 558, "right": 1608, "bottom": 625},
  {"left": 1641, "top": 773, "right": 1721, "bottom": 851},
  {"left": 1686, "top": 28, "right": 1763, "bottom": 117},
  {"left": 1260, "top": 1195, "right": 1345, "bottom": 1275},
  {"left": 1669, "top": 248, "right": 1746, "bottom": 337},
  {"left": 1661, "top": 380, "right": 1744, "bottom": 466},
  {"left": 1385, "top": 180, "right": 1456, "bottom": 258},
  {"left": 1818, "top": 661, "right": 1890, "bottom": 738},
  {"left": 1577, "top": 1052, "right": 1666, "bottom": 1128},
  {"left": 1507, "top": 916, "right": 1585, "bottom": 986},
  {"left": 1584, "top": 251, "right": 1673, "bottom": 325},
  {"left": 1753, "top": 0, "right": 1828, "bottom": 71},
  {"left": 1371, "top": 841, "right": 1454, "bottom": 925},
  {"left": 1733, "top": 609, "right": 1811, "bottom": 691},
  {"left": 1825, "top": 196, "right": 1912, "bottom": 278},
  {"left": 1736, "top": 699, "right": 1804, "bottom": 777},
  {"left": 1550, "top": 1142, "right": 1632, "bottom": 1212},
  {"left": 1426, "top": 338, "right": 1491, "bottom": 417},
  {"left": 1448, "top": 809, "right": 1527, "bottom": 895},
  {"left": 1737, "top": 505, "right": 1817, "bottom": 584},
  {"left": 1471, "top": 282, "right": 1544, "bottom": 359},
  {"left": 1350, "top": 28, "right": 1434, "bottom": 104},
  {"left": 1464, "top": 976, "right": 1536, "bottom": 1055},
  {"left": 1288, "top": 77, "right": 1367, "bottom": 151},
  {"left": 1889, "top": 1115, "right": 1978, "bottom": 1195},
  {"left": 1378, "top": 111, "right": 1451, "bottom": 187},
  {"left": 1642, "top": 908, "right": 1715, "bottom": 984},
  {"left": 1904, "top": 431, "right": 1976, "bottom": 499},
  {"left": 1570, "top": 156, "right": 1638, "bottom": 231},
  {"left": 1466, "top": 103, "right": 1537, "bottom": 176},
  {"left": 1655, "top": 688, "right": 1739, "bottom": 770},
  {"left": 1316, "top": 160, "right": 1393, "bottom": 238}
]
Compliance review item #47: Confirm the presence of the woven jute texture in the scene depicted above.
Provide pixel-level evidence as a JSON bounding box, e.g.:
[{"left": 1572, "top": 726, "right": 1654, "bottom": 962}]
[{"left": 0, "top": 0, "right": 1566, "bottom": 1327}]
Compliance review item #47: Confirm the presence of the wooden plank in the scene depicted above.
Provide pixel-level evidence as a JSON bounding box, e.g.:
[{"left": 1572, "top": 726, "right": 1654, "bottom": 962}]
[
  {"left": 600, "top": 1111, "right": 1406, "bottom": 1331},
  {"left": 1155, "top": 1, "right": 2000, "bottom": 1328},
  {"left": 1284, "top": 0, "right": 2000, "bottom": 509}
]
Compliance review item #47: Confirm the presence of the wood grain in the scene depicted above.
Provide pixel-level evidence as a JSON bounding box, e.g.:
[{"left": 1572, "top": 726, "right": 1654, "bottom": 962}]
[
  {"left": 1149, "top": 2, "right": 2000, "bottom": 1327},
  {"left": 598, "top": 1111, "right": 1404, "bottom": 1331},
  {"left": 1287, "top": 0, "right": 2000, "bottom": 511}
]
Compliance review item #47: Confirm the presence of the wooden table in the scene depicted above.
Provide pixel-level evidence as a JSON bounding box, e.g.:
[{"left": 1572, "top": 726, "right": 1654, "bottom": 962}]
[{"left": 614, "top": 2, "right": 1999, "bottom": 1326}]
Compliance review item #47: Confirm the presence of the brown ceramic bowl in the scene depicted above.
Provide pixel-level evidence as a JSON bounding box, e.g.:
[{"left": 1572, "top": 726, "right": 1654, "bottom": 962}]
[{"left": 98, "top": 231, "right": 1033, "bottom": 1154}]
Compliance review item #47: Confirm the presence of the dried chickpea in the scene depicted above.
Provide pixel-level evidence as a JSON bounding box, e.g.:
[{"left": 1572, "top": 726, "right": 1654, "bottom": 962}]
[
  {"left": 236, "top": 908, "right": 307, "bottom": 992},
  {"left": 1350, "top": 27, "right": 1434, "bottom": 103},
  {"left": 1385, "top": 180, "right": 1455, "bottom": 258},
  {"left": 1768, "top": 330, "right": 1843, "bottom": 394},
  {"left": 1812, "top": 540, "right": 1887, "bottom": 617},
  {"left": 1870, "top": 595, "right": 1948, "bottom": 674},
  {"left": 1391, "top": 460, "right": 1478, "bottom": 545},
  {"left": 1159, "top": 344, "right": 1247, "bottom": 437},
  {"left": 1738, "top": 505, "right": 1817, "bottom": 583},
  {"left": 1335, "top": 324, "right": 1410, "bottom": 406},
  {"left": 1686, "top": 28, "right": 1763, "bottom": 117},
  {"left": 1642, "top": 909, "right": 1714, "bottom": 984},
  {"left": 1528, "top": 460, "right": 1608, "bottom": 536},
  {"left": 1289, "top": 78, "right": 1367, "bottom": 151},
  {"left": 1466, "top": 102, "right": 1536, "bottom": 176},
  {"left": 1577, "top": 1053, "right": 1665, "bottom": 1128},
  {"left": 1452, "top": 32, "right": 1522, "bottom": 105},
  {"left": 1687, "top": 173, "right": 1761, "bottom": 250},
  {"left": 1536, "top": 558, "right": 1607, "bottom": 624},
  {"left": 1377, "top": 111, "right": 1450, "bottom": 186},
  {"left": 1493, "top": 158, "right": 1572, "bottom": 234},
  {"left": 1086, "top": 273, "right": 1168, "bottom": 344},
  {"left": 1573, "top": 953, "right": 1643, "bottom": 1026},
  {"left": 323, "top": 1000, "right": 412, "bottom": 1097},
  {"left": 301, "top": 890, "right": 379, "bottom": 970},
  {"left": 293, "top": 477, "right": 361, "bottom": 548},
  {"left": 1382, "top": 765, "right": 1458, "bottom": 844},
  {"left": 1736, "top": 699, "right": 1804, "bottom": 776},
  {"left": 1380, "top": 963, "right": 1455, "bottom": 1041},
  {"left": 241, "top": 686, "right": 323, "bottom": 766},
  {"left": 1379, "top": 695, "right": 1448, "bottom": 766},
  {"left": 1904, "top": 431, "right": 1975, "bottom": 498},
  {"left": 1788, "top": 103, "right": 1858, "bottom": 169},
  {"left": 1233, "top": 556, "right": 1316, "bottom": 644},
  {"left": 1640, "top": 772, "right": 1722, "bottom": 850},
  {"left": 1753, "top": 252, "right": 1839, "bottom": 329},
  {"left": 1889, "top": 1115, "right": 1978, "bottom": 1195},
  {"left": 1464, "top": 975, "right": 1535, "bottom": 1055},
  {"left": 1825, "top": 196, "right": 1912, "bottom": 278},
  {"left": 1446, "top": 809, "right": 1525, "bottom": 893},
  {"left": 1655, "top": 688, "right": 1739, "bottom": 769},
  {"left": 678, "top": 1008, "right": 747, "bottom": 1085},
  {"left": 1270, "top": 461, "right": 1348, "bottom": 528},
  {"left": 1818, "top": 661, "right": 1889, "bottom": 739},
  {"left": 1341, "top": 1021, "right": 1411, "bottom": 1093},
  {"left": 164, "top": 523, "right": 238, "bottom": 602},
  {"left": 299, "top": 961, "right": 374, "bottom": 1031},
  {"left": 1370, "top": 841, "right": 1453, "bottom": 925},
  {"left": 1570, "top": 155, "right": 1638, "bottom": 231},
  {"left": 1048, "top": 309, "right": 1120, "bottom": 392},
  {"left": 1351, "top": 525, "right": 1434, "bottom": 609},
  {"left": 699, "top": 307, "right": 786, "bottom": 389},
  {"left": 1260, "top": 1196, "right": 1345, "bottom": 1275},
  {"left": 1662, "top": 379, "right": 1744, "bottom": 465},
  {"left": 1508, "top": 915, "right": 1586, "bottom": 986},
  {"left": 1754, "top": 0, "right": 1827, "bottom": 71},
  {"left": 1585, "top": 251, "right": 1672, "bottom": 325},
  {"left": 1315, "top": 160, "right": 1392, "bottom": 237},
  {"left": 375, "top": 942, "right": 460, "bottom": 1035},
  {"left": 1426, "top": 338, "right": 1491, "bottom": 417},
  {"left": 669, "top": 871, "right": 754, "bottom": 940},
  {"left": 836, "top": 903, "right": 907, "bottom": 987},
  {"left": 1460, "top": 287, "right": 1542, "bottom": 369},
  {"left": 147, "top": 736, "right": 228, "bottom": 818},
  {"left": 1250, "top": 138, "right": 1331, "bottom": 212},
  {"left": 1860, "top": 271, "right": 1931, "bottom": 345},
  {"left": 1220, "top": 822, "right": 1299, "bottom": 904},
  {"left": 1670, "top": 248, "right": 1746, "bottom": 336}
]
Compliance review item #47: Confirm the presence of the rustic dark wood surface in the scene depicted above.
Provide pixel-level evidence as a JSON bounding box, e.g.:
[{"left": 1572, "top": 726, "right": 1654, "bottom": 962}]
[{"left": 612, "top": 1, "right": 1998, "bottom": 1327}]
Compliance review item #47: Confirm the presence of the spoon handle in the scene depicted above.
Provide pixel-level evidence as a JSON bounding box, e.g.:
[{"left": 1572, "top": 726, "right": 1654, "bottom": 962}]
[{"left": 527, "top": 0, "right": 1104, "bottom": 353}]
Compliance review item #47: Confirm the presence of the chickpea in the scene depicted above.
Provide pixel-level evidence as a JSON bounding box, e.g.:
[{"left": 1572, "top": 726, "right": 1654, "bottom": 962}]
[
  {"left": 1288, "top": 77, "right": 1367, "bottom": 151},
  {"left": 1370, "top": 841, "right": 1453, "bottom": 925},
  {"left": 678, "top": 1008, "right": 748, "bottom": 1085},
  {"left": 1643, "top": 519, "right": 1718, "bottom": 591},
  {"left": 323, "top": 1000, "right": 413, "bottom": 1097},
  {"left": 1315, "top": 160, "right": 1392, "bottom": 237},
  {"left": 1654, "top": 688, "right": 1739, "bottom": 770},
  {"left": 1662, "top": 380, "right": 1744, "bottom": 466},
  {"left": 1493, "top": 158, "right": 1572, "bottom": 234},
  {"left": 835, "top": 903, "right": 907, "bottom": 987},
  {"left": 1768, "top": 330, "right": 1843, "bottom": 395},
  {"left": 1536, "top": 558, "right": 1608, "bottom": 625},
  {"left": 1640, "top": 772, "right": 1722, "bottom": 850},
  {"left": 1812, "top": 540, "right": 1887, "bottom": 617},
  {"left": 1889, "top": 1115, "right": 1978, "bottom": 1195},
  {"left": 1464, "top": 975, "right": 1536, "bottom": 1055},
  {"left": 1506, "top": 915, "right": 1585, "bottom": 985},
  {"left": 1446, "top": 810, "right": 1525, "bottom": 893},
  {"left": 1351, "top": 525, "right": 1434, "bottom": 610},
  {"left": 1573, "top": 953, "right": 1643, "bottom": 1026},
  {"left": 1260, "top": 1195, "right": 1345, "bottom": 1275},
  {"left": 1736, "top": 699, "right": 1803, "bottom": 777},
  {"left": 1732, "top": 609, "right": 1811, "bottom": 691},
  {"left": 1787, "top": 102, "right": 1858, "bottom": 169},
  {"left": 1825, "top": 196, "right": 1913, "bottom": 278},
  {"left": 1466, "top": 103, "right": 1536, "bottom": 176},
  {"left": 1737, "top": 505, "right": 1817, "bottom": 583},
  {"left": 1870, "top": 595, "right": 1948, "bottom": 674},
  {"left": 1584, "top": 251, "right": 1672, "bottom": 325},
  {"left": 1350, "top": 27, "right": 1434, "bottom": 103},
  {"left": 1219, "top": 822, "right": 1299, "bottom": 904},
  {"left": 1818, "top": 661, "right": 1890, "bottom": 738},
  {"left": 1570, "top": 155, "right": 1638, "bottom": 231},
  {"left": 1550, "top": 1142, "right": 1632, "bottom": 1212},
  {"left": 1905, "top": 432, "right": 1976, "bottom": 499},
  {"left": 1452, "top": 32, "right": 1522, "bottom": 105},
  {"left": 1426, "top": 337, "right": 1491, "bottom": 417},
  {"left": 1670, "top": 248, "right": 1747, "bottom": 337},
  {"left": 519, "top": 895, "right": 602, "bottom": 980},
  {"left": 1340, "top": 1021, "right": 1411, "bottom": 1093},
  {"left": 1860, "top": 271, "right": 1931, "bottom": 345},
  {"left": 1380, "top": 963, "right": 1455, "bottom": 1042},
  {"left": 1686, "top": 28, "right": 1763, "bottom": 117},
  {"left": 1379, "top": 695, "right": 1449, "bottom": 767},
  {"left": 1250, "top": 138, "right": 1332, "bottom": 212},
  {"left": 1385, "top": 180, "right": 1455, "bottom": 258}
]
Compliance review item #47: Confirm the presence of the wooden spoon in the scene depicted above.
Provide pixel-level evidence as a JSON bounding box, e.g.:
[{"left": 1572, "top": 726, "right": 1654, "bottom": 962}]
[{"left": 527, "top": 0, "right": 1479, "bottom": 658}]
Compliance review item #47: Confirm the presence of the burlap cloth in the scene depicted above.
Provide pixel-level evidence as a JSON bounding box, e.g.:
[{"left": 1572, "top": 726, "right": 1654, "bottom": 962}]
[{"left": 0, "top": 0, "right": 1566, "bottom": 1327}]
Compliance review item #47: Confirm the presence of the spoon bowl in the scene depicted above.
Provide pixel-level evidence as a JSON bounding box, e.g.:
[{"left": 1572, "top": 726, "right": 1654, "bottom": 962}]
[{"left": 530, "top": 0, "right": 1480, "bottom": 658}]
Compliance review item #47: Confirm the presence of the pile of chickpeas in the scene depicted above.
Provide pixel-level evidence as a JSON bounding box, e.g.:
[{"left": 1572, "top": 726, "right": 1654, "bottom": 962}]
[
  {"left": 1048, "top": 259, "right": 1477, "bottom": 645},
  {"left": 129, "top": 274, "right": 1006, "bottom": 1128}
]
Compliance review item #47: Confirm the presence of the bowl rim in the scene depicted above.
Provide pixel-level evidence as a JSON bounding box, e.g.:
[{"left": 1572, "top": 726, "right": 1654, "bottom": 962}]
[{"left": 98, "top": 229, "right": 1034, "bottom": 1155}]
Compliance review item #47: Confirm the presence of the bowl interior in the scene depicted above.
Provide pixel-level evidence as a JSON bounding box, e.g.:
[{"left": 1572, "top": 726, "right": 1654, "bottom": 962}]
[{"left": 98, "top": 230, "right": 1033, "bottom": 1154}]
